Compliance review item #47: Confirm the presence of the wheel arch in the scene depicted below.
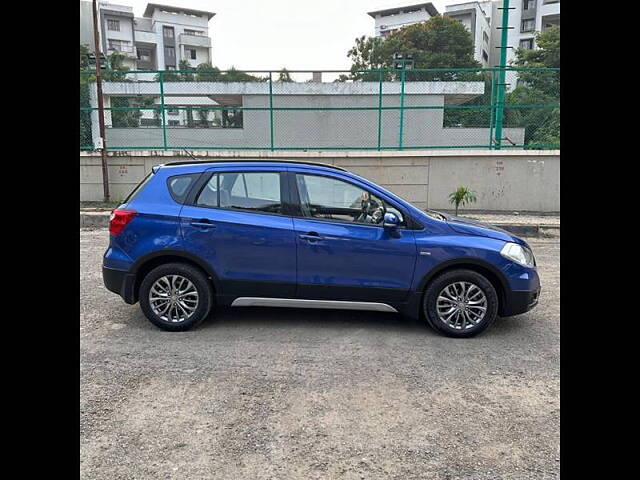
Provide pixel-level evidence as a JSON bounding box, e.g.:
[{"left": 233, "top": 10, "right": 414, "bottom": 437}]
[
  {"left": 417, "top": 258, "right": 509, "bottom": 316},
  {"left": 130, "top": 250, "right": 220, "bottom": 303}
]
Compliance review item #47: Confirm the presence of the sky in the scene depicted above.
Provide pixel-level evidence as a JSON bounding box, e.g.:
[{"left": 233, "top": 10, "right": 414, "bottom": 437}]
[{"left": 122, "top": 0, "right": 453, "bottom": 72}]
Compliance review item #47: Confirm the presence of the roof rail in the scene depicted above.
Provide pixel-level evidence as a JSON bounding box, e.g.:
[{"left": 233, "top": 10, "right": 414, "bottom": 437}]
[{"left": 160, "top": 159, "right": 347, "bottom": 172}]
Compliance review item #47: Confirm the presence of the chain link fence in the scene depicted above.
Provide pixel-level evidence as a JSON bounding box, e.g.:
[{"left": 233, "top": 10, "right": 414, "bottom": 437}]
[{"left": 80, "top": 67, "right": 559, "bottom": 151}]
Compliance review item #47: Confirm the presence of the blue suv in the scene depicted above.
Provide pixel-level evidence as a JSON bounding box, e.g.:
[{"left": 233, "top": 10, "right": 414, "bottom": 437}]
[{"left": 103, "top": 160, "right": 540, "bottom": 337}]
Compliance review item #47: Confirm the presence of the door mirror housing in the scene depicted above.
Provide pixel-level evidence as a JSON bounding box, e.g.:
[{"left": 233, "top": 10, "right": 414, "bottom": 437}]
[{"left": 383, "top": 212, "right": 400, "bottom": 229}]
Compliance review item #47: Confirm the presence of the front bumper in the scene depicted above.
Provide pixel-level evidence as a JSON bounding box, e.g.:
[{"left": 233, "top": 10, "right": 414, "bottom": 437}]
[
  {"left": 501, "top": 286, "right": 541, "bottom": 316},
  {"left": 102, "top": 265, "right": 137, "bottom": 304}
]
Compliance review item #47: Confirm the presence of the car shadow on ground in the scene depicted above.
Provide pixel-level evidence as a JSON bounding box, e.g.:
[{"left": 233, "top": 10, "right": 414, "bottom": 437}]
[{"left": 124, "top": 304, "right": 534, "bottom": 338}]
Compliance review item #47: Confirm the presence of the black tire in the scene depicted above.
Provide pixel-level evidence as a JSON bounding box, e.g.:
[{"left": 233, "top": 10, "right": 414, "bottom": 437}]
[
  {"left": 139, "top": 263, "right": 213, "bottom": 332},
  {"left": 423, "top": 269, "right": 499, "bottom": 338}
]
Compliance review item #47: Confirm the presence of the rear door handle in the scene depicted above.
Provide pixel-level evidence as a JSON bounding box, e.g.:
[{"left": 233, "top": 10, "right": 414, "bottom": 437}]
[{"left": 190, "top": 220, "right": 216, "bottom": 229}]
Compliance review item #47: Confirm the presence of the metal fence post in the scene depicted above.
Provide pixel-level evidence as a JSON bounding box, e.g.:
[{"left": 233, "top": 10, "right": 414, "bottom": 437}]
[
  {"left": 377, "top": 70, "right": 383, "bottom": 151},
  {"left": 494, "top": 0, "right": 511, "bottom": 150},
  {"left": 159, "top": 71, "right": 167, "bottom": 151},
  {"left": 398, "top": 68, "right": 406, "bottom": 150},
  {"left": 269, "top": 72, "right": 275, "bottom": 151},
  {"left": 488, "top": 69, "right": 497, "bottom": 150}
]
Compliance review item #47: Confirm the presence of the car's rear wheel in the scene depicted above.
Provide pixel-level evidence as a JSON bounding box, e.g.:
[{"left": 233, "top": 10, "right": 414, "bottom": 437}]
[
  {"left": 139, "top": 263, "right": 213, "bottom": 331},
  {"left": 423, "top": 269, "right": 499, "bottom": 338}
]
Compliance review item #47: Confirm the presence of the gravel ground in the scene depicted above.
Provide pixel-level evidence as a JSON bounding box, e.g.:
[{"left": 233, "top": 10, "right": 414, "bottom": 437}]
[
  {"left": 461, "top": 214, "right": 560, "bottom": 226},
  {"left": 80, "top": 229, "right": 559, "bottom": 479}
]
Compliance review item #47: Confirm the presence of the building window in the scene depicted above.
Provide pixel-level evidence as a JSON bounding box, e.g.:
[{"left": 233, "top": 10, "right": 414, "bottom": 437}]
[
  {"left": 482, "top": 50, "right": 489, "bottom": 62},
  {"left": 184, "top": 29, "right": 204, "bottom": 36},
  {"left": 167, "top": 109, "right": 179, "bottom": 115},
  {"left": 163, "top": 26, "right": 174, "bottom": 39},
  {"left": 187, "top": 48, "right": 197, "bottom": 60},
  {"left": 521, "top": 19, "right": 535, "bottom": 32},
  {"left": 107, "top": 19, "right": 120, "bottom": 31},
  {"left": 164, "top": 46, "right": 175, "bottom": 60},
  {"left": 168, "top": 120, "right": 180, "bottom": 126},
  {"left": 522, "top": 0, "right": 535, "bottom": 10},
  {"left": 520, "top": 38, "right": 534, "bottom": 50},
  {"left": 137, "top": 48, "right": 151, "bottom": 61},
  {"left": 108, "top": 39, "right": 132, "bottom": 52},
  {"left": 483, "top": 31, "right": 489, "bottom": 44}
]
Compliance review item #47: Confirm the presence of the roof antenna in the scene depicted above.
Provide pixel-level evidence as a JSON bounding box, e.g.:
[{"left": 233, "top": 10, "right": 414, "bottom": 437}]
[{"left": 183, "top": 149, "right": 198, "bottom": 161}]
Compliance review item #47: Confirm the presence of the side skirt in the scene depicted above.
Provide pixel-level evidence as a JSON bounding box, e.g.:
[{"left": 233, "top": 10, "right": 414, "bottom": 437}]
[{"left": 229, "top": 297, "right": 399, "bottom": 313}]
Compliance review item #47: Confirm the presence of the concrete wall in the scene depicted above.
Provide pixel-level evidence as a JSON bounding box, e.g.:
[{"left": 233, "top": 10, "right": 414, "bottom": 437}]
[{"left": 80, "top": 150, "right": 560, "bottom": 213}]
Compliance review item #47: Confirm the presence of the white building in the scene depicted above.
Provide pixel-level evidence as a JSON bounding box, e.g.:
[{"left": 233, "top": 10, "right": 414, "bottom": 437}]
[
  {"left": 81, "top": 2, "right": 218, "bottom": 128},
  {"left": 443, "top": 2, "right": 493, "bottom": 67},
  {"left": 490, "top": 0, "right": 560, "bottom": 63},
  {"left": 445, "top": 1, "right": 559, "bottom": 70},
  {"left": 367, "top": 1, "right": 559, "bottom": 73},
  {"left": 367, "top": 2, "right": 439, "bottom": 38},
  {"left": 80, "top": 1, "right": 215, "bottom": 70}
]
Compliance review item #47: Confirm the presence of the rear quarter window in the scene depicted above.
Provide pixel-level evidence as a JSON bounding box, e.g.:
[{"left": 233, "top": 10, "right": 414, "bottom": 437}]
[{"left": 167, "top": 173, "right": 201, "bottom": 204}]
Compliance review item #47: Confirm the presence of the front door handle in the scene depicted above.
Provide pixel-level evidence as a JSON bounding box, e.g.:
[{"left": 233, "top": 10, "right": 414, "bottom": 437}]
[
  {"left": 299, "top": 233, "right": 323, "bottom": 242},
  {"left": 191, "top": 220, "right": 216, "bottom": 229}
]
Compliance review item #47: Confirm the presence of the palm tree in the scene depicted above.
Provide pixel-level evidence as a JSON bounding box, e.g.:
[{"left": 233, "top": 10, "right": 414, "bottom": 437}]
[{"left": 448, "top": 187, "right": 477, "bottom": 216}]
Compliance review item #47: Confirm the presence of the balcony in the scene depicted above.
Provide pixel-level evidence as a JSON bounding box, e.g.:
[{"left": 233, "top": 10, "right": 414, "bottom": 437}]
[
  {"left": 107, "top": 43, "right": 137, "bottom": 58},
  {"left": 179, "top": 33, "right": 211, "bottom": 48},
  {"left": 135, "top": 30, "right": 158, "bottom": 44}
]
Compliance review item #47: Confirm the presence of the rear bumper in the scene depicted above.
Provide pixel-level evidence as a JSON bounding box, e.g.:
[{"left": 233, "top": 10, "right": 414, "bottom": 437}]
[
  {"left": 501, "top": 286, "right": 541, "bottom": 317},
  {"left": 102, "top": 265, "right": 137, "bottom": 304}
]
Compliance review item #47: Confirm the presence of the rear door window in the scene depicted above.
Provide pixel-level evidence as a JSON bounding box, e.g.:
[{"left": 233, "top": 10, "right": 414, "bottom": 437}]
[{"left": 195, "top": 172, "right": 283, "bottom": 214}]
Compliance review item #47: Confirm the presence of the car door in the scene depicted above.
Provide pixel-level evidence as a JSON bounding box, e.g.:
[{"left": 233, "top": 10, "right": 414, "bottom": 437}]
[
  {"left": 290, "top": 170, "right": 417, "bottom": 303},
  {"left": 180, "top": 167, "right": 297, "bottom": 298}
]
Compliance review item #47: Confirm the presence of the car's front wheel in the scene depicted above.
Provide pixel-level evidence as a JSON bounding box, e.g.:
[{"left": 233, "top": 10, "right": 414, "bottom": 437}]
[
  {"left": 423, "top": 269, "right": 499, "bottom": 338},
  {"left": 139, "top": 263, "right": 213, "bottom": 331}
]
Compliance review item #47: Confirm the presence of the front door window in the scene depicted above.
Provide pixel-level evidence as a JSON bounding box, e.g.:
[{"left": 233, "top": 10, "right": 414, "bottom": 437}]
[{"left": 295, "top": 174, "right": 404, "bottom": 226}]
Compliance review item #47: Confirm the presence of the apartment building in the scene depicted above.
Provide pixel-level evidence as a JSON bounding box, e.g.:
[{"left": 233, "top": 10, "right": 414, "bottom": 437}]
[
  {"left": 367, "top": 1, "right": 559, "bottom": 87},
  {"left": 445, "top": 1, "right": 559, "bottom": 68},
  {"left": 495, "top": 0, "right": 559, "bottom": 58},
  {"left": 367, "top": 2, "right": 439, "bottom": 38},
  {"left": 443, "top": 2, "right": 493, "bottom": 67},
  {"left": 80, "top": 1, "right": 215, "bottom": 70}
]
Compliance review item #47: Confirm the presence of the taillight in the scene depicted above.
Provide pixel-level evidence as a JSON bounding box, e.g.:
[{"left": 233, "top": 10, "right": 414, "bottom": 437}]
[{"left": 109, "top": 209, "right": 137, "bottom": 235}]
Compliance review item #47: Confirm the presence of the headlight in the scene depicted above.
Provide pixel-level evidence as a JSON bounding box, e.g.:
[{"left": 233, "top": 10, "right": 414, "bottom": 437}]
[{"left": 500, "top": 242, "right": 536, "bottom": 267}]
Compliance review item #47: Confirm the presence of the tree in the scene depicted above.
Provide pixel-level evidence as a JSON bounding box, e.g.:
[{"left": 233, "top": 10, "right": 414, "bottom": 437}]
[
  {"left": 80, "top": 47, "right": 134, "bottom": 146},
  {"left": 277, "top": 68, "right": 293, "bottom": 82},
  {"left": 80, "top": 45, "right": 94, "bottom": 148},
  {"left": 345, "top": 36, "right": 386, "bottom": 81},
  {"left": 505, "top": 25, "right": 560, "bottom": 147},
  {"left": 195, "top": 63, "right": 222, "bottom": 82},
  {"left": 343, "top": 16, "right": 481, "bottom": 81},
  {"left": 448, "top": 187, "right": 477, "bottom": 216}
]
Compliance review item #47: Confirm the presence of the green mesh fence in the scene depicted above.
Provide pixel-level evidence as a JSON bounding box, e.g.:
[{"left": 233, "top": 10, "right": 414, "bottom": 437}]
[{"left": 79, "top": 67, "right": 559, "bottom": 151}]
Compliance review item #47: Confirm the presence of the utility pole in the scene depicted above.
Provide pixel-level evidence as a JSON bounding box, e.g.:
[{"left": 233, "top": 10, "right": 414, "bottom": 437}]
[
  {"left": 92, "top": 0, "right": 110, "bottom": 202},
  {"left": 493, "top": 0, "right": 512, "bottom": 150}
]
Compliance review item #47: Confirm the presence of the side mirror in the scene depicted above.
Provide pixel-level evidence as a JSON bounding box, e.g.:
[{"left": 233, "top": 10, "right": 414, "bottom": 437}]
[{"left": 383, "top": 212, "right": 400, "bottom": 229}]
